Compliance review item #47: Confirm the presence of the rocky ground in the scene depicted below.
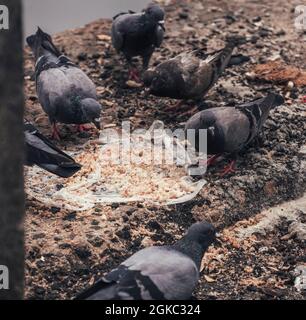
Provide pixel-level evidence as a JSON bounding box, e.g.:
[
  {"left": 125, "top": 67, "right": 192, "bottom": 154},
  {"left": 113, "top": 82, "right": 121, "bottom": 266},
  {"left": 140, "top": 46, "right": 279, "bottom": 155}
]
[{"left": 24, "top": 0, "right": 306, "bottom": 300}]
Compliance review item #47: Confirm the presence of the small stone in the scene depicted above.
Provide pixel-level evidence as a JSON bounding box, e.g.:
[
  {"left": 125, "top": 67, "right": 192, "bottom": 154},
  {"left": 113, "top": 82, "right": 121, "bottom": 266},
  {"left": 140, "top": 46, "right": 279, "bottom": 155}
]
[
  {"left": 56, "top": 184, "right": 64, "bottom": 191},
  {"left": 252, "top": 16, "right": 262, "bottom": 23},
  {"left": 259, "top": 28, "right": 269, "bottom": 38},
  {"left": 147, "top": 220, "right": 163, "bottom": 231},
  {"left": 91, "top": 219, "right": 100, "bottom": 226},
  {"left": 77, "top": 52, "right": 87, "bottom": 61},
  {"left": 33, "top": 233, "right": 45, "bottom": 240},
  {"left": 276, "top": 29, "right": 286, "bottom": 36},
  {"left": 88, "top": 236, "right": 104, "bottom": 248},
  {"left": 50, "top": 207, "right": 61, "bottom": 214},
  {"left": 287, "top": 81, "right": 294, "bottom": 89},
  {"left": 35, "top": 287, "right": 46, "bottom": 295},
  {"left": 74, "top": 245, "right": 92, "bottom": 260},
  {"left": 59, "top": 243, "right": 71, "bottom": 249},
  {"left": 179, "top": 12, "right": 189, "bottom": 19},
  {"left": 116, "top": 226, "right": 132, "bottom": 240},
  {"left": 63, "top": 212, "right": 77, "bottom": 221},
  {"left": 91, "top": 53, "right": 101, "bottom": 59},
  {"left": 28, "top": 95, "right": 38, "bottom": 102}
]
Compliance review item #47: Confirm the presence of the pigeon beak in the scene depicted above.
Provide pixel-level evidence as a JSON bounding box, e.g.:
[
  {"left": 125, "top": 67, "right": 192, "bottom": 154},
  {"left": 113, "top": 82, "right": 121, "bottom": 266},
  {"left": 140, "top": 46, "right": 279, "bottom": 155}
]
[
  {"left": 144, "top": 87, "right": 151, "bottom": 97},
  {"left": 93, "top": 118, "right": 101, "bottom": 130},
  {"left": 159, "top": 21, "right": 166, "bottom": 31}
]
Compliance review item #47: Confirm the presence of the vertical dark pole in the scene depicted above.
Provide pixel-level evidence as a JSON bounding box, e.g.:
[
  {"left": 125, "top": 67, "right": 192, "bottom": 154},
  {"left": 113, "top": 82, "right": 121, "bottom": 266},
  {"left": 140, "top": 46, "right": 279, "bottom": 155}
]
[{"left": 0, "top": 0, "right": 25, "bottom": 300}]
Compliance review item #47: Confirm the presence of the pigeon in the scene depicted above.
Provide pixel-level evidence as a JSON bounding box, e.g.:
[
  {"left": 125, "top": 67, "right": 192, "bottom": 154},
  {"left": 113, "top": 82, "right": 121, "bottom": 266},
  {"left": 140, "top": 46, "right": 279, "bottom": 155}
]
[
  {"left": 185, "top": 93, "right": 285, "bottom": 176},
  {"left": 26, "top": 28, "right": 102, "bottom": 140},
  {"left": 111, "top": 2, "right": 165, "bottom": 82},
  {"left": 143, "top": 39, "right": 238, "bottom": 113},
  {"left": 75, "top": 222, "right": 216, "bottom": 300},
  {"left": 24, "top": 122, "right": 81, "bottom": 178}
]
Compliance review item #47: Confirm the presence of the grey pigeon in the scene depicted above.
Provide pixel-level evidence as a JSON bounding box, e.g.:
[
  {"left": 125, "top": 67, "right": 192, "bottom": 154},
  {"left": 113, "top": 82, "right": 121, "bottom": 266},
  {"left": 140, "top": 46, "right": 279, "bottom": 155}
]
[
  {"left": 24, "top": 122, "right": 81, "bottom": 178},
  {"left": 26, "top": 28, "right": 102, "bottom": 140},
  {"left": 75, "top": 222, "right": 216, "bottom": 300},
  {"left": 185, "top": 93, "right": 285, "bottom": 175},
  {"left": 143, "top": 41, "right": 237, "bottom": 103},
  {"left": 111, "top": 2, "right": 165, "bottom": 82}
]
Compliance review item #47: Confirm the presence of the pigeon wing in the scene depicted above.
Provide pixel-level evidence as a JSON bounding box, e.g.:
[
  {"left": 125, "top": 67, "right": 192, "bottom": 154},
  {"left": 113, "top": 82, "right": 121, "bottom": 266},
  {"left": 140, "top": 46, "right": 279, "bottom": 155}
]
[
  {"left": 76, "top": 247, "right": 199, "bottom": 300},
  {"left": 62, "top": 66, "right": 97, "bottom": 99},
  {"left": 119, "top": 247, "right": 199, "bottom": 300},
  {"left": 36, "top": 68, "right": 73, "bottom": 119}
]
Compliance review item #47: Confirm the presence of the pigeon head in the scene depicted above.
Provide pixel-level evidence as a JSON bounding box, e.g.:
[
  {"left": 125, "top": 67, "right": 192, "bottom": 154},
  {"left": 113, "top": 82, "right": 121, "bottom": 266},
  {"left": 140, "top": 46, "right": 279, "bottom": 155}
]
[
  {"left": 271, "top": 93, "right": 285, "bottom": 107},
  {"left": 143, "top": 69, "right": 173, "bottom": 96},
  {"left": 143, "top": 69, "right": 157, "bottom": 88},
  {"left": 185, "top": 110, "right": 225, "bottom": 153},
  {"left": 26, "top": 27, "right": 61, "bottom": 60},
  {"left": 144, "top": 3, "right": 165, "bottom": 23},
  {"left": 80, "top": 98, "right": 103, "bottom": 130},
  {"left": 185, "top": 222, "right": 216, "bottom": 249}
]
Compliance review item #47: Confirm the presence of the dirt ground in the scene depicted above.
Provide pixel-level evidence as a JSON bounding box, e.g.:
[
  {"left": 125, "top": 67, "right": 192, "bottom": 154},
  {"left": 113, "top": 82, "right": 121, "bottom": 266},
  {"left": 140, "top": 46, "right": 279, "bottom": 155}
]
[{"left": 24, "top": 0, "right": 306, "bottom": 300}]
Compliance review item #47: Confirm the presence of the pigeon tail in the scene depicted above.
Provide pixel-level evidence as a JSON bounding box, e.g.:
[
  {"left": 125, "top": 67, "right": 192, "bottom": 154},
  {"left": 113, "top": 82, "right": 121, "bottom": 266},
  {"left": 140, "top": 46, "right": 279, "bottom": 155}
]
[
  {"left": 74, "top": 279, "right": 117, "bottom": 300},
  {"left": 26, "top": 27, "right": 61, "bottom": 61},
  {"left": 25, "top": 123, "right": 82, "bottom": 178},
  {"left": 203, "top": 42, "right": 237, "bottom": 89},
  {"left": 36, "top": 161, "right": 82, "bottom": 179}
]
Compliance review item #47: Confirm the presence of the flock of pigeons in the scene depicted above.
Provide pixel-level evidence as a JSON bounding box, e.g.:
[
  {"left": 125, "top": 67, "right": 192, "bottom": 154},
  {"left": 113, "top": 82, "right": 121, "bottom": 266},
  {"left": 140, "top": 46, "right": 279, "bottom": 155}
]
[{"left": 23, "top": 3, "right": 286, "bottom": 300}]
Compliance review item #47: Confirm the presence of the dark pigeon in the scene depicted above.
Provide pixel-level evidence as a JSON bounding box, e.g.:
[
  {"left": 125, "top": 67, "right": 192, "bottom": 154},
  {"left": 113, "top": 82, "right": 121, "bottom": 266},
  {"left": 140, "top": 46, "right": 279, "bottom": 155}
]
[
  {"left": 185, "top": 93, "right": 285, "bottom": 175},
  {"left": 75, "top": 222, "right": 216, "bottom": 300},
  {"left": 26, "top": 28, "right": 102, "bottom": 140},
  {"left": 111, "top": 2, "right": 165, "bottom": 82},
  {"left": 24, "top": 122, "right": 81, "bottom": 178},
  {"left": 143, "top": 40, "right": 237, "bottom": 105}
]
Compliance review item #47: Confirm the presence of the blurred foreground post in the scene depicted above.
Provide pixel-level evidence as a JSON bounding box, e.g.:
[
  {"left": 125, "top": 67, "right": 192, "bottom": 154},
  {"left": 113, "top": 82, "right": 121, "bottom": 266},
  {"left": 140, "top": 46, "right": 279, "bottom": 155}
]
[{"left": 0, "top": 0, "right": 25, "bottom": 300}]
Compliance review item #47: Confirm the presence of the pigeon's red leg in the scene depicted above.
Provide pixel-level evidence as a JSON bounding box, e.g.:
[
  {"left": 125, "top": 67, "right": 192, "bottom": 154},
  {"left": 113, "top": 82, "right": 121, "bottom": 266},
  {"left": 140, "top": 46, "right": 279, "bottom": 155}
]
[
  {"left": 220, "top": 159, "right": 236, "bottom": 177},
  {"left": 128, "top": 68, "right": 141, "bottom": 83},
  {"left": 207, "top": 154, "right": 223, "bottom": 167},
  {"left": 302, "top": 96, "right": 306, "bottom": 103},
  {"left": 199, "top": 154, "right": 222, "bottom": 168},
  {"left": 51, "top": 123, "right": 61, "bottom": 141},
  {"left": 76, "top": 124, "right": 91, "bottom": 132}
]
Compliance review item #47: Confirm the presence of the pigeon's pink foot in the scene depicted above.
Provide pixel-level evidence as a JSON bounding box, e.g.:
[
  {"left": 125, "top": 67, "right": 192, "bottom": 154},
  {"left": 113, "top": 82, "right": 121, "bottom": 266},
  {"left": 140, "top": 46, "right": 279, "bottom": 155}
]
[
  {"left": 76, "top": 124, "right": 91, "bottom": 133},
  {"left": 51, "top": 123, "right": 61, "bottom": 141},
  {"left": 198, "top": 154, "right": 222, "bottom": 169},
  {"left": 302, "top": 96, "right": 306, "bottom": 103},
  {"left": 207, "top": 154, "right": 223, "bottom": 167},
  {"left": 128, "top": 68, "right": 141, "bottom": 83},
  {"left": 220, "top": 160, "right": 236, "bottom": 177}
]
